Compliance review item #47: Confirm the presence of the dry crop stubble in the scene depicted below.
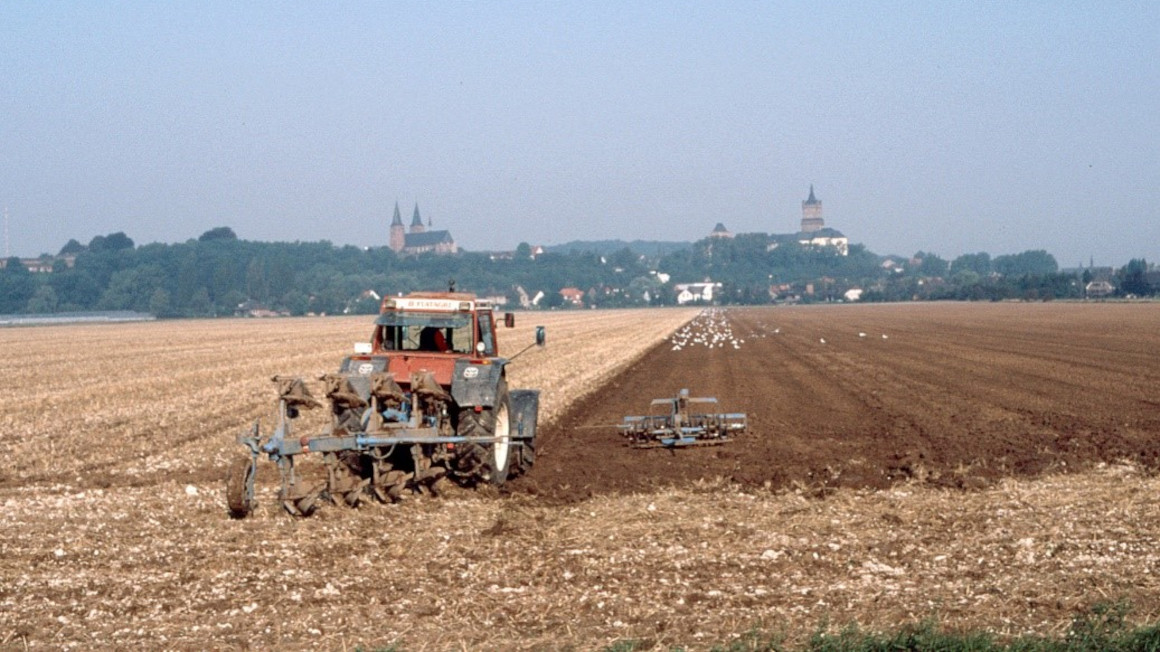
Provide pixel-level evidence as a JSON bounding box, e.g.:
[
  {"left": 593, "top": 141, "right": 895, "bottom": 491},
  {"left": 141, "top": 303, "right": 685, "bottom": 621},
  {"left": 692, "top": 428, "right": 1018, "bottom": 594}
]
[
  {"left": 0, "top": 308, "right": 698, "bottom": 487},
  {"left": 6, "top": 304, "right": 1160, "bottom": 650},
  {"left": 4, "top": 460, "right": 1160, "bottom": 649},
  {"left": 0, "top": 307, "right": 699, "bottom": 649}
]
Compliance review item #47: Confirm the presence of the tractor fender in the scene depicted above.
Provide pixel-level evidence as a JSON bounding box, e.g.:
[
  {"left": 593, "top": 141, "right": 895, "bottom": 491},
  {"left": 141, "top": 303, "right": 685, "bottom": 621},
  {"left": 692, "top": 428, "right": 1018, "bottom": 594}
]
[
  {"left": 509, "top": 389, "right": 540, "bottom": 441},
  {"left": 337, "top": 356, "right": 389, "bottom": 402},
  {"left": 451, "top": 358, "right": 509, "bottom": 408}
]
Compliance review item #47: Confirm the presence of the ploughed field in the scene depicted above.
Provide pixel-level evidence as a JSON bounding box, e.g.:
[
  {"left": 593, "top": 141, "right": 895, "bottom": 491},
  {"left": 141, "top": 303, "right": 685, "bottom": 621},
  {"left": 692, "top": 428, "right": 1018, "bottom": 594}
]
[
  {"left": 523, "top": 302, "right": 1160, "bottom": 498},
  {"left": 3, "top": 303, "right": 1160, "bottom": 650}
]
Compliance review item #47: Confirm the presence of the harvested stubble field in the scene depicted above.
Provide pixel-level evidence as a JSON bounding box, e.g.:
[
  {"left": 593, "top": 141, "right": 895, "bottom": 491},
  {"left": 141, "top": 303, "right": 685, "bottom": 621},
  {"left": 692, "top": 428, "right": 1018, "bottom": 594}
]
[{"left": 2, "top": 303, "right": 1160, "bottom": 650}]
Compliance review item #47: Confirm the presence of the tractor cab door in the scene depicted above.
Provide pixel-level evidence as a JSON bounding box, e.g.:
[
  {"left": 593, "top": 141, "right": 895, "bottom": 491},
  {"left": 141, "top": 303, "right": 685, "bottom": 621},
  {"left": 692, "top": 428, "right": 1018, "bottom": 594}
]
[{"left": 477, "top": 311, "right": 497, "bottom": 356}]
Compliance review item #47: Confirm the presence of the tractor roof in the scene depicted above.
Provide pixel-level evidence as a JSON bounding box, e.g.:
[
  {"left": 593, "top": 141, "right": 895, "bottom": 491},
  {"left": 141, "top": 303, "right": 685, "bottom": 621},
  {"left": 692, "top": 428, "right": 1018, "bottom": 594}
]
[
  {"left": 404, "top": 291, "right": 478, "bottom": 301},
  {"left": 381, "top": 291, "right": 494, "bottom": 313}
]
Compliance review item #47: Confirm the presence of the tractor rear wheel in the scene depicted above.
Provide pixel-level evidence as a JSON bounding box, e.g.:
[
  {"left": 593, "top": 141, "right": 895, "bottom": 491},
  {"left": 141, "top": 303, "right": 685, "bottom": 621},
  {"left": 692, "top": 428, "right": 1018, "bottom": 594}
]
[
  {"left": 456, "top": 381, "right": 512, "bottom": 486},
  {"left": 225, "top": 455, "right": 256, "bottom": 519}
]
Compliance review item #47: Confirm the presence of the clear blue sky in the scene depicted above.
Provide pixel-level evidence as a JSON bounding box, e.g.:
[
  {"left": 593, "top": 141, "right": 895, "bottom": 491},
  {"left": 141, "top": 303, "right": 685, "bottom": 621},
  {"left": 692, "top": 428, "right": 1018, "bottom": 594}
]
[{"left": 3, "top": 2, "right": 1157, "bottom": 267}]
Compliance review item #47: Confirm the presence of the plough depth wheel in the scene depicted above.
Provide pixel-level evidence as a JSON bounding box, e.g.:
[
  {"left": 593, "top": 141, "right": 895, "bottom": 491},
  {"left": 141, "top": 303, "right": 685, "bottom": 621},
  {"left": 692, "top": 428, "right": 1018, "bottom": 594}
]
[{"left": 225, "top": 456, "right": 256, "bottom": 519}]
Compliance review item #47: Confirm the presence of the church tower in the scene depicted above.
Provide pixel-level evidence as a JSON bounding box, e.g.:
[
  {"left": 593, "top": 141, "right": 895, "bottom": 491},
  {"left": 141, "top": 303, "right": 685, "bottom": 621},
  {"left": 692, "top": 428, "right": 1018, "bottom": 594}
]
[
  {"left": 410, "top": 204, "right": 426, "bottom": 234},
  {"left": 389, "top": 202, "right": 405, "bottom": 252},
  {"left": 800, "top": 185, "right": 824, "bottom": 233}
]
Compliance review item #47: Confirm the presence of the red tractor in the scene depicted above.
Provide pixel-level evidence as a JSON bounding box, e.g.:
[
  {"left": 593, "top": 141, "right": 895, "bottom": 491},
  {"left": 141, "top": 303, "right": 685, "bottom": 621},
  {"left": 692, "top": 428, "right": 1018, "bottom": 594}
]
[{"left": 227, "top": 290, "right": 544, "bottom": 517}]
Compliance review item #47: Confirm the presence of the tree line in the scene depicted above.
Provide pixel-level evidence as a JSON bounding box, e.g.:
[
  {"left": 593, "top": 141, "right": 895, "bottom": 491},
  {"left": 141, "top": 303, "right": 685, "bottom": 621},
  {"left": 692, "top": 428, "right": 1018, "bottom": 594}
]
[{"left": 0, "top": 226, "right": 1153, "bottom": 317}]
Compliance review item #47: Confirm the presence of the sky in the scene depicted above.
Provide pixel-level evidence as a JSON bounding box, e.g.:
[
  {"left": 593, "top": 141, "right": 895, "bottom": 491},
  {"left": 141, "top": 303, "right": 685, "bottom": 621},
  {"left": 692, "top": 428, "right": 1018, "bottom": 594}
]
[{"left": 2, "top": 2, "right": 1158, "bottom": 268}]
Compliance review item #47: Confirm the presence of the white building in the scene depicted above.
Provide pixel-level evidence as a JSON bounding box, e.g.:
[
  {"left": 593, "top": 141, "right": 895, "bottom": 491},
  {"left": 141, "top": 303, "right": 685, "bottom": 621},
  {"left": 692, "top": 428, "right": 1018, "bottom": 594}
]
[
  {"left": 675, "top": 282, "right": 721, "bottom": 304},
  {"left": 798, "top": 227, "right": 849, "bottom": 256}
]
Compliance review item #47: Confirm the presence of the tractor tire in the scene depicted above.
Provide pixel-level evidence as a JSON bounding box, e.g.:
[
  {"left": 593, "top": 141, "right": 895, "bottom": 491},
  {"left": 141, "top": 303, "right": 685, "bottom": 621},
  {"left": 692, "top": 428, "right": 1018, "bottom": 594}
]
[
  {"left": 225, "top": 456, "right": 256, "bottom": 519},
  {"left": 456, "top": 380, "right": 512, "bottom": 486}
]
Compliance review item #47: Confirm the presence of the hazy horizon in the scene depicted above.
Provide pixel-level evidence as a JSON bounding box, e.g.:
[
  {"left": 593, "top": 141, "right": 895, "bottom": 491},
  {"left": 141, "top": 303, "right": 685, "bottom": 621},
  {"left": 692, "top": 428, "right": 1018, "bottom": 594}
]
[{"left": 3, "top": 3, "right": 1157, "bottom": 268}]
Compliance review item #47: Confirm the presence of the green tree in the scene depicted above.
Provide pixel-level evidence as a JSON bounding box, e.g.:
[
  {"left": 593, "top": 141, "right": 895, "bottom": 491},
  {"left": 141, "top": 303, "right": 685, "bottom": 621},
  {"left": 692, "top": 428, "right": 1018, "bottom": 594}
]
[
  {"left": 244, "top": 258, "right": 268, "bottom": 301},
  {"left": 626, "top": 276, "right": 661, "bottom": 305},
  {"left": 542, "top": 290, "right": 565, "bottom": 309},
  {"left": 914, "top": 252, "right": 949, "bottom": 277},
  {"left": 950, "top": 252, "right": 992, "bottom": 276},
  {"left": 199, "top": 226, "right": 238, "bottom": 242},
  {"left": 0, "top": 258, "right": 37, "bottom": 313},
  {"left": 148, "top": 288, "right": 171, "bottom": 317},
  {"left": 25, "top": 285, "right": 58, "bottom": 313},
  {"left": 1117, "top": 259, "right": 1151, "bottom": 296},
  {"left": 97, "top": 266, "right": 164, "bottom": 311},
  {"left": 58, "top": 239, "right": 86, "bottom": 255},
  {"left": 993, "top": 250, "right": 1058, "bottom": 276},
  {"left": 188, "top": 287, "right": 213, "bottom": 316},
  {"left": 88, "top": 232, "right": 135, "bottom": 252},
  {"left": 952, "top": 269, "right": 981, "bottom": 287},
  {"left": 350, "top": 293, "right": 382, "bottom": 314},
  {"left": 48, "top": 267, "right": 100, "bottom": 310},
  {"left": 281, "top": 290, "right": 309, "bottom": 316}
]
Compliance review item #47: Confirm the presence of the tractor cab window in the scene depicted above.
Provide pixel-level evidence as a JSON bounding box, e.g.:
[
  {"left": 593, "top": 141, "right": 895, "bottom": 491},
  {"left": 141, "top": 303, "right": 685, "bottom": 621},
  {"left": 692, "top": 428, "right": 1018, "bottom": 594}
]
[
  {"left": 478, "top": 312, "right": 496, "bottom": 356},
  {"left": 374, "top": 312, "right": 473, "bottom": 354}
]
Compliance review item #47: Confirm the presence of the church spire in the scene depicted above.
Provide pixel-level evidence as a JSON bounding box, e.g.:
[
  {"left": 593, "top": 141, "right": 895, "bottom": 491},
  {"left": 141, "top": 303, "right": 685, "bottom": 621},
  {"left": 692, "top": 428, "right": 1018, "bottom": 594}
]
[
  {"left": 389, "top": 201, "right": 406, "bottom": 253},
  {"left": 800, "top": 184, "right": 824, "bottom": 233},
  {"left": 410, "top": 203, "right": 425, "bottom": 233}
]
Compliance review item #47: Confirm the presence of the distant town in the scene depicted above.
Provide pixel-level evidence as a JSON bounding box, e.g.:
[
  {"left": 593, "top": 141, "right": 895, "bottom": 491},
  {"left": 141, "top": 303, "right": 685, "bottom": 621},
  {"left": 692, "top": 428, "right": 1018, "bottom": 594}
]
[{"left": 2, "top": 186, "right": 1156, "bottom": 319}]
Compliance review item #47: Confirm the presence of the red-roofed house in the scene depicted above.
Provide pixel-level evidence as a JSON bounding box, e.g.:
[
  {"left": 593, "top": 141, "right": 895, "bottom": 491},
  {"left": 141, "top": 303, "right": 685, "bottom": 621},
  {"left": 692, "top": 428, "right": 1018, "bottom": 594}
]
[{"left": 559, "top": 287, "right": 584, "bottom": 307}]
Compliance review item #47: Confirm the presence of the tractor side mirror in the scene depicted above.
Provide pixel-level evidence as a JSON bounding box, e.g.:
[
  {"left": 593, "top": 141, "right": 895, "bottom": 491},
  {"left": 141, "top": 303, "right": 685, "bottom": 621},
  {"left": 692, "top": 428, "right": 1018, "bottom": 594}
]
[
  {"left": 535, "top": 325, "right": 546, "bottom": 346},
  {"left": 504, "top": 313, "right": 515, "bottom": 328}
]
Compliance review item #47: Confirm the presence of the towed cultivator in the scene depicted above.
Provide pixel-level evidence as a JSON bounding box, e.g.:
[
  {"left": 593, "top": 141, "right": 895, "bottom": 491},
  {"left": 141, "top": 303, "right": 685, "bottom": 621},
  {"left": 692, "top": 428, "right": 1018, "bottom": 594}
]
[
  {"left": 226, "top": 290, "right": 544, "bottom": 518},
  {"left": 619, "top": 389, "right": 747, "bottom": 449}
]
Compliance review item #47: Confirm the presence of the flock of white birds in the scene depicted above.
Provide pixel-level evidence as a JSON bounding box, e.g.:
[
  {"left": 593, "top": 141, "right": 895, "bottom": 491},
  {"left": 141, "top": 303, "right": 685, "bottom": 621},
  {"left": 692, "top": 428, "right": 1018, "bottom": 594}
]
[
  {"left": 665, "top": 308, "right": 889, "bottom": 351},
  {"left": 666, "top": 308, "right": 745, "bottom": 350}
]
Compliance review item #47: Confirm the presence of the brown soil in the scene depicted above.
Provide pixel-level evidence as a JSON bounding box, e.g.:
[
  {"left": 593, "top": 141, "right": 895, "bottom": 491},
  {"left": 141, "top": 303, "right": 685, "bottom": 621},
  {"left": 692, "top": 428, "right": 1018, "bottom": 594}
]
[
  {"left": 5, "top": 303, "right": 1160, "bottom": 651},
  {"left": 518, "top": 303, "right": 1160, "bottom": 500}
]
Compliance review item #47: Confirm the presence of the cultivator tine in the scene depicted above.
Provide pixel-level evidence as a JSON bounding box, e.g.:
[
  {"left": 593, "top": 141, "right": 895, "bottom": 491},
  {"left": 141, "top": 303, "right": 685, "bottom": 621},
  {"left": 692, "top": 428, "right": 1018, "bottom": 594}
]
[
  {"left": 281, "top": 483, "right": 325, "bottom": 517},
  {"left": 370, "top": 469, "right": 412, "bottom": 503},
  {"left": 337, "top": 479, "right": 371, "bottom": 508}
]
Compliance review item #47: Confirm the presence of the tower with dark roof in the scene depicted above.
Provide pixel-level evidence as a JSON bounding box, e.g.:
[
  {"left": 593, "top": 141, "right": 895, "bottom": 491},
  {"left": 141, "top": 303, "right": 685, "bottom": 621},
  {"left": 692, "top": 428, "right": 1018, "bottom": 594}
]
[
  {"left": 801, "top": 185, "right": 824, "bottom": 233},
  {"left": 410, "top": 204, "right": 425, "bottom": 234},
  {"left": 389, "top": 202, "right": 406, "bottom": 252},
  {"left": 709, "top": 222, "right": 734, "bottom": 239}
]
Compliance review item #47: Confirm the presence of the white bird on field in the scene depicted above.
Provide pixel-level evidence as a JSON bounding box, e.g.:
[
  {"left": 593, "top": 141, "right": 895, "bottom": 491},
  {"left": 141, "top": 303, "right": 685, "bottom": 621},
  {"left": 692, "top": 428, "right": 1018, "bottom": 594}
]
[
  {"left": 882, "top": 334, "right": 889, "bottom": 339},
  {"left": 858, "top": 332, "right": 866, "bottom": 338},
  {"left": 819, "top": 338, "right": 826, "bottom": 344}
]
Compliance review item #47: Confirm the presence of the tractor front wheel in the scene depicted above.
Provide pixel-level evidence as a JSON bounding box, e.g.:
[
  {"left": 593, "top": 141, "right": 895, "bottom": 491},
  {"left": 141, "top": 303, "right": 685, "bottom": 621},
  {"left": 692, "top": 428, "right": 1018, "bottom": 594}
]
[{"left": 456, "top": 381, "right": 511, "bottom": 486}]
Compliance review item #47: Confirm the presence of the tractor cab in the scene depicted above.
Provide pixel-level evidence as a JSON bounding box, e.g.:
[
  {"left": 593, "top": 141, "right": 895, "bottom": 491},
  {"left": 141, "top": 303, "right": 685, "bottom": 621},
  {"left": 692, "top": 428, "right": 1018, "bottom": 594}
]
[{"left": 365, "top": 292, "right": 502, "bottom": 387}]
